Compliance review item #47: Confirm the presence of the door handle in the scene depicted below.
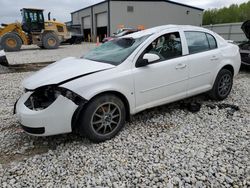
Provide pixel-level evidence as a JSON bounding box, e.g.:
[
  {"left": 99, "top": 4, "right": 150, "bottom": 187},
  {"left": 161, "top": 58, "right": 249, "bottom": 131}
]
[{"left": 176, "top": 63, "right": 187, "bottom": 69}]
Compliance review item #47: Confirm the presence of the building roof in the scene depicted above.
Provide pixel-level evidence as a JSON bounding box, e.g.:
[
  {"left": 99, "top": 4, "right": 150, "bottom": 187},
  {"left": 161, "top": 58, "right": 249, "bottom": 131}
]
[{"left": 71, "top": 0, "right": 204, "bottom": 14}]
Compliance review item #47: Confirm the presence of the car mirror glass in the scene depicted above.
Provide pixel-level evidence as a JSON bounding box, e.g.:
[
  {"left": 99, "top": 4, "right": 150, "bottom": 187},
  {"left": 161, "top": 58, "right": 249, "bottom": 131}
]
[{"left": 137, "top": 58, "right": 149, "bottom": 67}]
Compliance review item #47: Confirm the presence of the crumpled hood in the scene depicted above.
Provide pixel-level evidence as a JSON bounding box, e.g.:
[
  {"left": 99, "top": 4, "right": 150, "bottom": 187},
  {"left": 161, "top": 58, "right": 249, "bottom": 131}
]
[
  {"left": 23, "top": 57, "right": 115, "bottom": 90},
  {"left": 242, "top": 20, "right": 250, "bottom": 40}
]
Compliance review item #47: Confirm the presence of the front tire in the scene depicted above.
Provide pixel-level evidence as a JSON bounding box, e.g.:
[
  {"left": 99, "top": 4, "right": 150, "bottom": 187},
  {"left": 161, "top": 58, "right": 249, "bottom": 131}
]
[
  {"left": 209, "top": 69, "right": 233, "bottom": 100},
  {"left": 79, "top": 94, "right": 126, "bottom": 142}
]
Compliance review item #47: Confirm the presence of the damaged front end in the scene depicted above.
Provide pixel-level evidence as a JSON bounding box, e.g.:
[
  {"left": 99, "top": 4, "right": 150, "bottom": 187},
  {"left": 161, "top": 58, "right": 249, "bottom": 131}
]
[
  {"left": 14, "top": 85, "right": 87, "bottom": 136},
  {"left": 23, "top": 85, "right": 86, "bottom": 111}
]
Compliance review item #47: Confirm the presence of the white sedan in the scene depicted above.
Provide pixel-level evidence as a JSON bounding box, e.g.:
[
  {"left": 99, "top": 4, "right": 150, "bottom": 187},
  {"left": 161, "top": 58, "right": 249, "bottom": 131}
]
[{"left": 15, "top": 25, "right": 241, "bottom": 142}]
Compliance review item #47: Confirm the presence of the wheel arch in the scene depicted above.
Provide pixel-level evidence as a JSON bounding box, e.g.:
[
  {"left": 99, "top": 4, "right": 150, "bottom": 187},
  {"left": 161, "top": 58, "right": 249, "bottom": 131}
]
[
  {"left": 42, "top": 30, "right": 56, "bottom": 35},
  {"left": 221, "top": 64, "right": 234, "bottom": 76},
  {"left": 41, "top": 30, "right": 59, "bottom": 39},
  {"left": 212, "top": 64, "right": 235, "bottom": 87},
  {"left": 71, "top": 90, "right": 131, "bottom": 132},
  {"left": 89, "top": 91, "right": 131, "bottom": 120}
]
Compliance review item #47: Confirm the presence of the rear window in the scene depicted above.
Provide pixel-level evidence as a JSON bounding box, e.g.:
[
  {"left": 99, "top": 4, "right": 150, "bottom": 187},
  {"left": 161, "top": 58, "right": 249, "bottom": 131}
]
[
  {"left": 185, "top": 31, "right": 218, "bottom": 54},
  {"left": 185, "top": 31, "right": 210, "bottom": 54},
  {"left": 206, "top": 33, "right": 217, "bottom": 49}
]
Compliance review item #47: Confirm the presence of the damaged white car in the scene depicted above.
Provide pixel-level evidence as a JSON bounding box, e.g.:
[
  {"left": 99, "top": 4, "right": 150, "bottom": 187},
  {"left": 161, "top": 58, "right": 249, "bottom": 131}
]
[{"left": 15, "top": 25, "right": 241, "bottom": 142}]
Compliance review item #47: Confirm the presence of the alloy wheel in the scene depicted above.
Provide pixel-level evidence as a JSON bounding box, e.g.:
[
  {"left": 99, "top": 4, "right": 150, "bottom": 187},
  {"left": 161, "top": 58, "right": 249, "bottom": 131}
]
[
  {"left": 91, "top": 102, "right": 121, "bottom": 135},
  {"left": 218, "top": 74, "right": 232, "bottom": 97}
]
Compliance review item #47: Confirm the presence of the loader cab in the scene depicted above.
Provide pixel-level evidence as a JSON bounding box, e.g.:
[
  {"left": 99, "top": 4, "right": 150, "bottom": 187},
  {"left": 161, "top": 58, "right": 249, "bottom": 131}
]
[{"left": 21, "top": 8, "right": 45, "bottom": 33}]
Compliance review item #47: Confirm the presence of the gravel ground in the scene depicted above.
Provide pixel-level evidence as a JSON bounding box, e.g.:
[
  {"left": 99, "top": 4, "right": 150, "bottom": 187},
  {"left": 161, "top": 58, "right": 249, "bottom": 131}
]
[
  {"left": 0, "top": 70, "right": 249, "bottom": 187},
  {"left": 0, "top": 65, "right": 10, "bottom": 74},
  {"left": 5, "top": 43, "right": 96, "bottom": 65}
]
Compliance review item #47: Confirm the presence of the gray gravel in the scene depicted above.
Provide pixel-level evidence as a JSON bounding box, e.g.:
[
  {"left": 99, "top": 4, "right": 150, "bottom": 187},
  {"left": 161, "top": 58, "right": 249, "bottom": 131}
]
[
  {"left": 0, "top": 70, "right": 249, "bottom": 187},
  {"left": 0, "top": 65, "right": 10, "bottom": 74}
]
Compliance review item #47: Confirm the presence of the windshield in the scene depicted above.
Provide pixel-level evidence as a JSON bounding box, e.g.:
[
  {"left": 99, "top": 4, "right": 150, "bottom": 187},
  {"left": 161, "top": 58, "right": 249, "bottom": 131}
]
[{"left": 84, "top": 35, "right": 149, "bottom": 65}]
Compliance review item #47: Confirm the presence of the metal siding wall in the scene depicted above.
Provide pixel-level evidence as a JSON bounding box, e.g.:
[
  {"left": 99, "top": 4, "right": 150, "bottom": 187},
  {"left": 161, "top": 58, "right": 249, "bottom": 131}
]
[
  {"left": 203, "top": 23, "right": 246, "bottom": 42},
  {"left": 110, "top": 1, "right": 203, "bottom": 34},
  {"left": 72, "top": 12, "right": 80, "bottom": 25},
  {"left": 92, "top": 2, "right": 109, "bottom": 37},
  {"left": 83, "top": 16, "right": 91, "bottom": 29},
  {"left": 72, "top": 8, "right": 92, "bottom": 34},
  {"left": 71, "top": 2, "right": 109, "bottom": 37},
  {"left": 96, "top": 12, "right": 108, "bottom": 27}
]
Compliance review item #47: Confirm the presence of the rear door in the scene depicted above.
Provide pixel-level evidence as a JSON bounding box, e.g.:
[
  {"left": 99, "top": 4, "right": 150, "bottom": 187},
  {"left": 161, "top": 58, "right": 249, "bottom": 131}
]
[{"left": 184, "top": 31, "right": 221, "bottom": 97}]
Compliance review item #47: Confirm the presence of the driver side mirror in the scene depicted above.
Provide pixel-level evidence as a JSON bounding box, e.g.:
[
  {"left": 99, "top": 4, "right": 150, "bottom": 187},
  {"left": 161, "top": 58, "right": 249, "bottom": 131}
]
[{"left": 136, "top": 53, "right": 160, "bottom": 68}]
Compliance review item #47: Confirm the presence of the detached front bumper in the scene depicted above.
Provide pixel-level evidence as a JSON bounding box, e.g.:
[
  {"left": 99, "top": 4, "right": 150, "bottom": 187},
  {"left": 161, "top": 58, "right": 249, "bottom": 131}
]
[{"left": 15, "top": 92, "right": 78, "bottom": 136}]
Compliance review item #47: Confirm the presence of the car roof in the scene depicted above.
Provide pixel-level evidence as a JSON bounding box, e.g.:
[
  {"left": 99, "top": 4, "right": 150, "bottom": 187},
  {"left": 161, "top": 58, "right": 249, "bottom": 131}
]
[{"left": 126, "top": 25, "right": 211, "bottom": 38}]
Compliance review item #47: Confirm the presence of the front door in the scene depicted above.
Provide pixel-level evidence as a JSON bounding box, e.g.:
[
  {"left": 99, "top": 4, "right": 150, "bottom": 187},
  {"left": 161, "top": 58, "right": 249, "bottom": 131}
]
[{"left": 133, "top": 32, "right": 189, "bottom": 112}]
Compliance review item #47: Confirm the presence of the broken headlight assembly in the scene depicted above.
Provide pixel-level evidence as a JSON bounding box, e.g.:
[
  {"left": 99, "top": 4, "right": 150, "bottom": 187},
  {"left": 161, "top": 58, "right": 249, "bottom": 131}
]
[{"left": 24, "top": 85, "right": 85, "bottom": 111}]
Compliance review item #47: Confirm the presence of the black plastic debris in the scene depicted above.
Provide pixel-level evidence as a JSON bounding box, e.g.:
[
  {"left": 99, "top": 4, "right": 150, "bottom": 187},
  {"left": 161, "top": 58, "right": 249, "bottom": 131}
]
[
  {"left": 188, "top": 102, "right": 202, "bottom": 113},
  {"left": 180, "top": 101, "right": 202, "bottom": 113},
  {"left": 206, "top": 103, "right": 240, "bottom": 116}
]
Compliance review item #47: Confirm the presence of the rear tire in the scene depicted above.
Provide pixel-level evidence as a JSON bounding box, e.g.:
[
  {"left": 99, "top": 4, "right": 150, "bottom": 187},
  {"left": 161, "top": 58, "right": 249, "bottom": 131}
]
[
  {"left": 79, "top": 94, "right": 126, "bottom": 143},
  {"left": 209, "top": 69, "right": 233, "bottom": 100},
  {"left": 42, "top": 32, "right": 60, "bottom": 49},
  {"left": 1, "top": 33, "right": 22, "bottom": 52}
]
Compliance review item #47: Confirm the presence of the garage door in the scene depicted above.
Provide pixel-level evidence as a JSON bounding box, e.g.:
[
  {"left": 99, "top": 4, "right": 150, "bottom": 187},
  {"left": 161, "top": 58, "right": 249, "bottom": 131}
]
[
  {"left": 83, "top": 16, "right": 91, "bottom": 29},
  {"left": 96, "top": 12, "right": 108, "bottom": 27}
]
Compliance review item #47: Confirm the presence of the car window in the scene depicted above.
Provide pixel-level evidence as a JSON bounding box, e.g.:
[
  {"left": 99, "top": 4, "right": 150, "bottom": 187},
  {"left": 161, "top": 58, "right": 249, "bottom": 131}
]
[
  {"left": 29, "top": 12, "right": 38, "bottom": 22},
  {"left": 141, "top": 32, "right": 182, "bottom": 62},
  {"left": 206, "top": 33, "right": 217, "bottom": 49},
  {"left": 185, "top": 31, "right": 210, "bottom": 54}
]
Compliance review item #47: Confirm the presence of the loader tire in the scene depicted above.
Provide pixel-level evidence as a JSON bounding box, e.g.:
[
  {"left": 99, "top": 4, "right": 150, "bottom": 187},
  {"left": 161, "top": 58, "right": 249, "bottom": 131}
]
[
  {"left": 42, "top": 32, "right": 60, "bottom": 49},
  {"left": 1, "top": 33, "right": 22, "bottom": 52}
]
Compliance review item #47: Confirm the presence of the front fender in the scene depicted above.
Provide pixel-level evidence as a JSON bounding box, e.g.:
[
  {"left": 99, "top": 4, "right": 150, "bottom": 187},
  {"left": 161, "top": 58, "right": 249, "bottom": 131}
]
[
  {"left": 61, "top": 69, "right": 136, "bottom": 114},
  {"left": 73, "top": 84, "right": 135, "bottom": 115}
]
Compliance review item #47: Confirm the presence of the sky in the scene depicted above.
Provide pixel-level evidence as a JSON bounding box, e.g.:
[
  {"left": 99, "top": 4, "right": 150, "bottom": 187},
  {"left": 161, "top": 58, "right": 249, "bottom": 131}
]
[{"left": 0, "top": 0, "right": 248, "bottom": 24}]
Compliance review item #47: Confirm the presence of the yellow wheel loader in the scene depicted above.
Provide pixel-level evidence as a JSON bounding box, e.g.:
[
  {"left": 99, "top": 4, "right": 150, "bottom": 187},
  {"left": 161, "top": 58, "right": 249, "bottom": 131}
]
[{"left": 0, "top": 8, "right": 71, "bottom": 52}]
